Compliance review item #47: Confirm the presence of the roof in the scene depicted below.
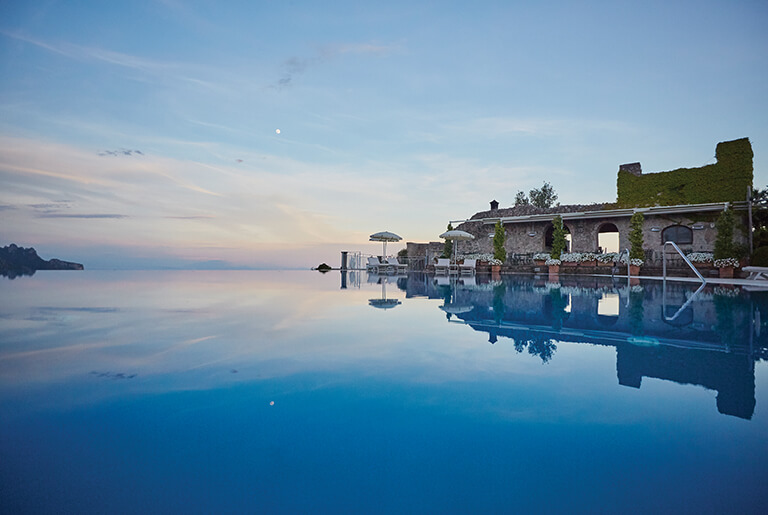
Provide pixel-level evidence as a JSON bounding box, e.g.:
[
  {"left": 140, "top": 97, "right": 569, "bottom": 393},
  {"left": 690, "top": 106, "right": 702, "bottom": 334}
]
[{"left": 454, "top": 201, "right": 747, "bottom": 228}]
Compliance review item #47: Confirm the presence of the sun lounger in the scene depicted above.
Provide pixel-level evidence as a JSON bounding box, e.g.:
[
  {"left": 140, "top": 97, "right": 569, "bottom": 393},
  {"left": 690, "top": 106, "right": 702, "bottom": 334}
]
[
  {"left": 367, "top": 257, "right": 390, "bottom": 274},
  {"left": 743, "top": 266, "right": 768, "bottom": 280},
  {"left": 434, "top": 258, "right": 451, "bottom": 275},
  {"left": 386, "top": 257, "right": 407, "bottom": 274},
  {"left": 459, "top": 259, "right": 476, "bottom": 275}
]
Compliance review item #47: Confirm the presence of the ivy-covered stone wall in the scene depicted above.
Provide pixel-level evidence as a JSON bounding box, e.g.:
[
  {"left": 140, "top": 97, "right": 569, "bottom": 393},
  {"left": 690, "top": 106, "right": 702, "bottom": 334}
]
[{"left": 616, "top": 138, "right": 753, "bottom": 207}]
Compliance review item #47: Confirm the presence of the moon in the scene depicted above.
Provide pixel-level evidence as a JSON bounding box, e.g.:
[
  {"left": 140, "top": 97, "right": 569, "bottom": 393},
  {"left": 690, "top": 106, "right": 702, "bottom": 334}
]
[{"left": 275, "top": 129, "right": 281, "bottom": 134}]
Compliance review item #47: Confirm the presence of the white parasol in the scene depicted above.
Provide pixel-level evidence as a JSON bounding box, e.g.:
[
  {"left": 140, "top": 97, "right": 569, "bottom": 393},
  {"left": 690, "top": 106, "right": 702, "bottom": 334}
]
[
  {"left": 439, "top": 229, "right": 475, "bottom": 263},
  {"left": 369, "top": 231, "right": 402, "bottom": 258}
]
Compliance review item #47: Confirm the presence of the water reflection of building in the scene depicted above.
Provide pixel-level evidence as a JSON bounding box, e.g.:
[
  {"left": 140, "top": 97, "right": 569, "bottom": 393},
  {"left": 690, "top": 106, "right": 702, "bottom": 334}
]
[{"left": 396, "top": 273, "right": 766, "bottom": 420}]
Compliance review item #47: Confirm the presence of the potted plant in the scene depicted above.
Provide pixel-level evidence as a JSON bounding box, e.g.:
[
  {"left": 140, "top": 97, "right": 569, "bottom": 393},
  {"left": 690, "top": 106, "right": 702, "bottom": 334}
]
[
  {"left": 686, "top": 252, "right": 714, "bottom": 272},
  {"left": 560, "top": 252, "right": 578, "bottom": 267},
  {"left": 545, "top": 257, "right": 561, "bottom": 275},
  {"left": 714, "top": 209, "right": 738, "bottom": 279},
  {"left": 580, "top": 252, "right": 597, "bottom": 267},
  {"left": 492, "top": 220, "right": 506, "bottom": 273},
  {"left": 628, "top": 212, "right": 645, "bottom": 275},
  {"left": 533, "top": 252, "right": 549, "bottom": 266}
]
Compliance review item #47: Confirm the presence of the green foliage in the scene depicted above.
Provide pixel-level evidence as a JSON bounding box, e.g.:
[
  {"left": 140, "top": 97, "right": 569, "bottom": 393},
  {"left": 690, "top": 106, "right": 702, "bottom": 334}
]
[
  {"left": 529, "top": 181, "right": 558, "bottom": 208},
  {"left": 629, "top": 212, "right": 645, "bottom": 261},
  {"left": 441, "top": 223, "right": 454, "bottom": 259},
  {"left": 397, "top": 248, "right": 408, "bottom": 259},
  {"left": 714, "top": 209, "right": 735, "bottom": 259},
  {"left": 514, "top": 191, "right": 530, "bottom": 206},
  {"left": 550, "top": 215, "right": 566, "bottom": 259},
  {"left": 616, "top": 138, "right": 753, "bottom": 207},
  {"left": 750, "top": 246, "right": 768, "bottom": 266},
  {"left": 492, "top": 220, "right": 507, "bottom": 263},
  {"left": 752, "top": 185, "right": 768, "bottom": 248}
]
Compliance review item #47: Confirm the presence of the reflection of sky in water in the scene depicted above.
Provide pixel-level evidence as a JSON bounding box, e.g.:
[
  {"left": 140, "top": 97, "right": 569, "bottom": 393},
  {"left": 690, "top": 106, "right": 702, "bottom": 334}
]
[{"left": 1, "top": 271, "right": 767, "bottom": 513}]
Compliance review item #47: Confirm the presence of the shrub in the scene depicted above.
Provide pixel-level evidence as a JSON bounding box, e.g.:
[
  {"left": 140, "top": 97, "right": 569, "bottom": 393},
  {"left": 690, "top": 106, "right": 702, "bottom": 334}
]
[
  {"left": 629, "top": 212, "right": 645, "bottom": 263},
  {"left": 714, "top": 209, "right": 735, "bottom": 260},
  {"left": 441, "top": 223, "right": 454, "bottom": 259},
  {"left": 550, "top": 215, "right": 566, "bottom": 260},
  {"left": 750, "top": 246, "right": 768, "bottom": 266},
  {"left": 493, "top": 220, "right": 507, "bottom": 263}
]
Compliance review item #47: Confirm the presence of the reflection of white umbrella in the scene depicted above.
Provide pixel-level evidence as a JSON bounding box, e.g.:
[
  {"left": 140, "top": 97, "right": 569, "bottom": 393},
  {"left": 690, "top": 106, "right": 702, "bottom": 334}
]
[
  {"left": 369, "top": 231, "right": 402, "bottom": 258},
  {"left": 439, "top": 229, "right": 475, "bottom": 263},
  {"left": 368, "top": 275, "right": 401, "bottom": 310}
]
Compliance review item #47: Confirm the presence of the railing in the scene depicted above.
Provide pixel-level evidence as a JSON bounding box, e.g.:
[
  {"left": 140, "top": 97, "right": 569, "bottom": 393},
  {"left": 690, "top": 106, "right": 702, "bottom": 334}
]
[
  {"left": 661, "top": 241, "right": 706, "bottom": 322},
  {"left": 662, "top": 241, "right": 706, "bottom": 284}
]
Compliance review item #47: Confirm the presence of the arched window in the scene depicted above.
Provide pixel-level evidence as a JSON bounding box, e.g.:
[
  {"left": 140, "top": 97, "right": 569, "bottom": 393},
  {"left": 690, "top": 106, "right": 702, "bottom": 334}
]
[{"left": 662, "top": 225, "right": 693, "bottom": 245}]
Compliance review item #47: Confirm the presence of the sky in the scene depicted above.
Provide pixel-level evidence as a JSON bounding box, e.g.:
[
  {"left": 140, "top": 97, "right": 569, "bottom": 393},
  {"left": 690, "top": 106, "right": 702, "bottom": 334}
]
[{"left": 1, "top": 0, "right": 767, "bottom": 269}]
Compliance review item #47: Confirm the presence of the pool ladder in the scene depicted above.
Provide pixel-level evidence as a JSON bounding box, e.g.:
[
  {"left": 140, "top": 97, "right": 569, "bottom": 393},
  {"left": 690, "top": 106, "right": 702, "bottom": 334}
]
[{"left": 662, "top": 241, "right": 707, "bottom": 322}]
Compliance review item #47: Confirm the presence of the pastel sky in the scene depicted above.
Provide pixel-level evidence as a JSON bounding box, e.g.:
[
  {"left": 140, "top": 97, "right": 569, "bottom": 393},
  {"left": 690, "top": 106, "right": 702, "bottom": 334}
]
[{"left": 1, "top": 1, "right": 767, "bottom": 269}]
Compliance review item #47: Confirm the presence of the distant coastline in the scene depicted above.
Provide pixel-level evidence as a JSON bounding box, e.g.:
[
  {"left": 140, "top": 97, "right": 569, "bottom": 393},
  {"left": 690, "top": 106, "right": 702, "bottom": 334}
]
[{"left": 0, "top": 244, "right": 84, "bottom": 278}]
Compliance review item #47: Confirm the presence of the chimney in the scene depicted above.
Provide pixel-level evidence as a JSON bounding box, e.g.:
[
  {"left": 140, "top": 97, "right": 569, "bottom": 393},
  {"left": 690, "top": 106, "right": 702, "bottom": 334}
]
[
  {"left": 490, "top": 199, "right": 499, "bottom": 211},
  {"left": 619, "top": 162, "right": 642, "bottom": 176}
]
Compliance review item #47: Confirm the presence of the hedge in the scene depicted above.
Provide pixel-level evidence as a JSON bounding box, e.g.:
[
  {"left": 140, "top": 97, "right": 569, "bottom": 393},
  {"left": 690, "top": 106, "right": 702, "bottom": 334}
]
[{"left": 616, "top": 138, "right": 753, "bottom": 207}]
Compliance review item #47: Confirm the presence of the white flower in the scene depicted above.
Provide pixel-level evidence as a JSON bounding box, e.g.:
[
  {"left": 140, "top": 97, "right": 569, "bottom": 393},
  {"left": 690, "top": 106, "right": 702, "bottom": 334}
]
[
  {"left": 686, "top": 252, "right": 714, "bottom": 263},
  {"left": 545, "top": 258, "right": 561, "bottom": 265},
  {"left": 533, "top": 252, "right": 551, "bottom": 261},
  {"left": 596, "top": 252, "right": 620, "bottom": 263},
  {"left": 714, "top": 257, "right": 739, "bottom": 268}
]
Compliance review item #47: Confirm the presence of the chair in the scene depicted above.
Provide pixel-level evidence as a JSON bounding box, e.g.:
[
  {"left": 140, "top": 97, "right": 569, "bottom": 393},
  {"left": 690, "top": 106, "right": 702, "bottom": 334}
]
[
  {"left": 459, "top": 259, "right": 476, "bottom": 275},
  {"left": 434, "top": 258, "right": 451, "bottom": 275},
  {"left": 743, "top": 266, "right": 768, "bottom": 280},
  {"left": 386, "top": 257, "right": 407, "bottom": 274},
  {"left": 367, "top": 257, "right": 389, "bottom": 274}
]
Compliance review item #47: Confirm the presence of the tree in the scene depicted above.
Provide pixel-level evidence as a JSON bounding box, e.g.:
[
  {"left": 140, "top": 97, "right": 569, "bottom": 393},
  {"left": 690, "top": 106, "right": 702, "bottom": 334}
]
[
  {"left": 714, "top": 209, "right": 735, "bottom": 260},
  {"left": 629, "top": 212, "right": 645, "bottom": 262},
  {"left": 550, "top": 215, "right": 566, "bottom": 259},
  {"left": 493, "top": 220, "right": 507, "bottom": 263},
  {"left": 441, "top": 223, "right": 454, "bottom": 259},
  {"left": 529, "top": 182, "right": 558, "bottom": 208},
  {"left": 514, "top": 190, "right": 530, "bottom": 206},
  {"left": 751, "top": 186, "right": 768, "bottom": 249}
]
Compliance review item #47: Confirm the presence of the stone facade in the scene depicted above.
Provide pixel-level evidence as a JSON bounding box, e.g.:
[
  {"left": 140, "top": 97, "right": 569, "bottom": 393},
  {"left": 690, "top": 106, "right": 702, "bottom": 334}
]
[{"left": 449, "top": 204, "right": 748, "bottom": 263}]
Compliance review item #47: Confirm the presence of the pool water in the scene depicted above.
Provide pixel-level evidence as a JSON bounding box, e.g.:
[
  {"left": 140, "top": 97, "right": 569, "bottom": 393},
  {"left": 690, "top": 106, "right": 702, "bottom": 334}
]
[{"left": 1, "top": 271, "right": 766, "bottom": 513}]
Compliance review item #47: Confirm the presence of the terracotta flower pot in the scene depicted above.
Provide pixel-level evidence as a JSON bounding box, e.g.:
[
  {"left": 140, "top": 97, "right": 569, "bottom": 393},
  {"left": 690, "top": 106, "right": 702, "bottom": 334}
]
[
  {"left": 629, "top": 264, "right": 640, "bottom": 276},
  {"left": 491, "top": 264, "right": 501, "bottom": 273},
  {"left": 581, "top": 260, "right": 597, "bottom": 267},
  {"left": 719, "top": 266, "right": 734, "bottom": 279},
  {"left": 548, "top": 264, "right": 560, "bottom": 275}
]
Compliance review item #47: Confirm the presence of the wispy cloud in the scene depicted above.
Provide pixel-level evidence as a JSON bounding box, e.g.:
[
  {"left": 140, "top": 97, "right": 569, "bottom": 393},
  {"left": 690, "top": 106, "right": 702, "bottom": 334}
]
[
  {"left": 37, "top": 213, "right": 128, "bottom": 219},
  {"left": 273, "top": 41, "right": 401, "bottom": 90},
  {"left": 98, "top": 149, "right": 144, "bottom": 157}
]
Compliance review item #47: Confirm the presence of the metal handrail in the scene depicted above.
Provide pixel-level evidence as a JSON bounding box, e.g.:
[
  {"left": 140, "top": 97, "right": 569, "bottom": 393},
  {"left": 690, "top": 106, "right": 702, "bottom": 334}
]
[
  {"left": 661, "top": 241, "right": 707, "bottom": 322},
  {"left": 662, "top": 241, "right": 706, "bottom": 284}
]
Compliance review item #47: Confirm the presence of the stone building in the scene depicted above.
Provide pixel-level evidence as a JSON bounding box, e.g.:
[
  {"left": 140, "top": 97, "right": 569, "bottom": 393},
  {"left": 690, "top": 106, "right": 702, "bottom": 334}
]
[{"left": 426, "top": 138, "right": 753, "bottom": 264}]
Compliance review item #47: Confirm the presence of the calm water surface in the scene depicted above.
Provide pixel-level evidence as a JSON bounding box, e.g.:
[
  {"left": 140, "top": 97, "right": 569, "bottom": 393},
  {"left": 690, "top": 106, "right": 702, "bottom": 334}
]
[{"left": 1, "top": 270, "right": 766, "bottom": 514}]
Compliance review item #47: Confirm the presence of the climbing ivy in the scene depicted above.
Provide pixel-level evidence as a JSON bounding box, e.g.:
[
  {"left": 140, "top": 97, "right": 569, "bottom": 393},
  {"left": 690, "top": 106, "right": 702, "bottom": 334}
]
[{"left": 616, "top": 138, "right": 753, "bottom": 207}]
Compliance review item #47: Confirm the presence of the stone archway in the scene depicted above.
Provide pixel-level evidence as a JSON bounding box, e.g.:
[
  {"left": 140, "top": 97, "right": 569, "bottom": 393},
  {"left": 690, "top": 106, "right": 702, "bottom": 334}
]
[{"left": 598, "top": 223, "right": 620, "bottom": 253}]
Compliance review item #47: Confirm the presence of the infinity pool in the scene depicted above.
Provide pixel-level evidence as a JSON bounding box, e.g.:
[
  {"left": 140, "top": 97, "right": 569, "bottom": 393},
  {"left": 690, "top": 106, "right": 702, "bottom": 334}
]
[{"left": 1, "top": 271, "right": 766, "bottom": 513}]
